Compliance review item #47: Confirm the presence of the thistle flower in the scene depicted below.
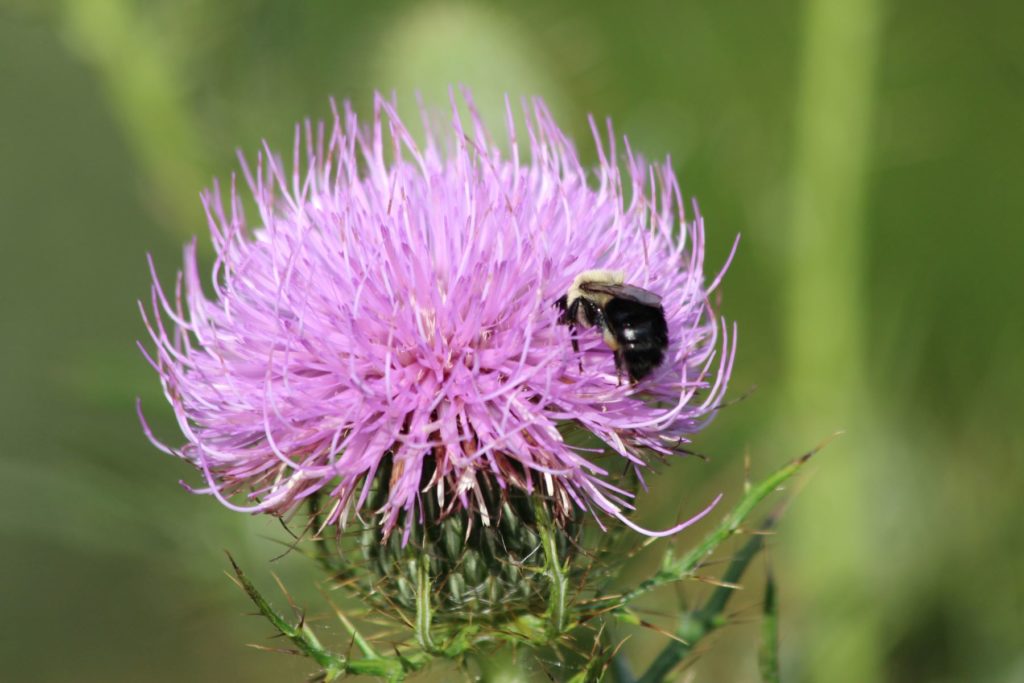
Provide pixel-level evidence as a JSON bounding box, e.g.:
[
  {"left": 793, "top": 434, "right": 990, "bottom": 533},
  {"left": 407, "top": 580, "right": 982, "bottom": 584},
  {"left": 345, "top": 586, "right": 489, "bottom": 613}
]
[{"left": 138, "top": 92, "right": 736, "bottom": 545}]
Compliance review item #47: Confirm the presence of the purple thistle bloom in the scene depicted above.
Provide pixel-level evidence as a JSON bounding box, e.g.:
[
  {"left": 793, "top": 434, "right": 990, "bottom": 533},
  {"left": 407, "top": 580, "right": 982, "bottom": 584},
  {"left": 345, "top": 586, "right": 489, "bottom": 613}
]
[{"left": 139, "top": 92, "right": 736, "bottom": 542}]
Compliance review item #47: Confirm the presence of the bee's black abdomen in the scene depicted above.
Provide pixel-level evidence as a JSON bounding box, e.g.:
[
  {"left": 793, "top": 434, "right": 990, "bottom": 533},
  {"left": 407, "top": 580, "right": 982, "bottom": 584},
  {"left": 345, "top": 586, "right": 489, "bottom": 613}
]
[
  {"left": 618, "top": 347, "right": 665, "bottom": 381},
  {"left": 604, "top": 299, "right": 668, "bottom": 349},
  {"left": 605, "top": 298, "right": 669, "bottom": 381}
]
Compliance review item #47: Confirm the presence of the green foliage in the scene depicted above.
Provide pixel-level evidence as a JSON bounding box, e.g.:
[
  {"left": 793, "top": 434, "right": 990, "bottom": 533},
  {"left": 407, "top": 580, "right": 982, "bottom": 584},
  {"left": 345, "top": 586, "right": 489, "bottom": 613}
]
[
  {"left": 759, "top": 571, "right": 780, "bottom": 683},
  {"left": 229, "top": 451, "right": 817, "bottom": 681}
]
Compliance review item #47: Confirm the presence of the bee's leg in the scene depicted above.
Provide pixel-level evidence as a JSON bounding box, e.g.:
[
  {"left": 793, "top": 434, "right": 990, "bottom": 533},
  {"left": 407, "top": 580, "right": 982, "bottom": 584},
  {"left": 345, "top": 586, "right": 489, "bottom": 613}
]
[
  {"left": 565, "top": 299, "right": 585, "bottom": 372},
  {"left": 553, "top": 294, "right": 570, "bottom": 323},
  {"left": 569, "top": 325, "right": 580, "bottom": 355},
  {"left": 614, "top": 350, "right": 623, "bottom": 386},
  {"left": 567, "top": 324, "right": 584, "bottom": 371}
]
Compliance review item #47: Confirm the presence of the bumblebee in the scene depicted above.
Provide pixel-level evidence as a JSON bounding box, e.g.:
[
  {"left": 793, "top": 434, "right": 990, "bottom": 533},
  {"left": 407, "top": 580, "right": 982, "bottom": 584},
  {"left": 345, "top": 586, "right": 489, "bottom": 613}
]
[{"left": 554, "top": 269, "right": 669, "bottom": 383}]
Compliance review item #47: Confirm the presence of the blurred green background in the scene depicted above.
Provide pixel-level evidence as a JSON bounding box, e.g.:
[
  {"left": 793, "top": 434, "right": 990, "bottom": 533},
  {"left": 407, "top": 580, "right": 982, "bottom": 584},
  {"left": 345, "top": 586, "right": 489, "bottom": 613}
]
[{"left": 2, "top": 1, "right": 1021, "bottom": 681}]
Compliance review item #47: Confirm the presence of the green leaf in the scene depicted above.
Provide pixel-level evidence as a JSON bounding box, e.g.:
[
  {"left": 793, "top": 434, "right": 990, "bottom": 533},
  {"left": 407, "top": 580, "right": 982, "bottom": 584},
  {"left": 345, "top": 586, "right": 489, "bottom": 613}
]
[{"left": 759, "top": 571, "right": 781, "bottom": 683}]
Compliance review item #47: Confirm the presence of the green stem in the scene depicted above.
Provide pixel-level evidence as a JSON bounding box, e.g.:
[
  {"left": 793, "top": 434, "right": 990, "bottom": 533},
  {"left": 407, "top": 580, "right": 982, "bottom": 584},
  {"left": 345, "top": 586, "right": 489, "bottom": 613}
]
[
  {"left": 228, "top": 553, "right": 414, "bottom": 681},
  {"left": 611, "top": 647, "right": 637, "bottom": 683},
  {"left": 414, "top": 553, "right": 440, "bottom": 654},
  {"left": 536, "top": 500, "right": 569, "bottom": 635},
  {"left": 636, "top": 528, "right": 768, "bottom": 683},
  {"left": 603, "top": 447, "right": 818, "bottom": 611},
  {"left": 331, "top": 603, "right": 380, "bottom": 661},
  {"left": 759, "top": 572, "right": 781, "bottom": 683}
]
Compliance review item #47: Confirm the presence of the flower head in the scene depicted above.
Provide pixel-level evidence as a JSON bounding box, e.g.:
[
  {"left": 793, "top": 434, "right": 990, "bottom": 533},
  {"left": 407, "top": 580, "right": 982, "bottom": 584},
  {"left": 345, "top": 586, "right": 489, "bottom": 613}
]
[{"left": 139, "top": 92, "right": 735, "bottom": 542}]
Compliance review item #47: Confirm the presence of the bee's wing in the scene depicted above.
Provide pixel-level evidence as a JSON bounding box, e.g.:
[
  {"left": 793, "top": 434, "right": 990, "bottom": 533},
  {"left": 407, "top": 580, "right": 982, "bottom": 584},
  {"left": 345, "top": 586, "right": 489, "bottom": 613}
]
[{"left": 579, "top": 282, "right": 663, "bottom": 307}]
